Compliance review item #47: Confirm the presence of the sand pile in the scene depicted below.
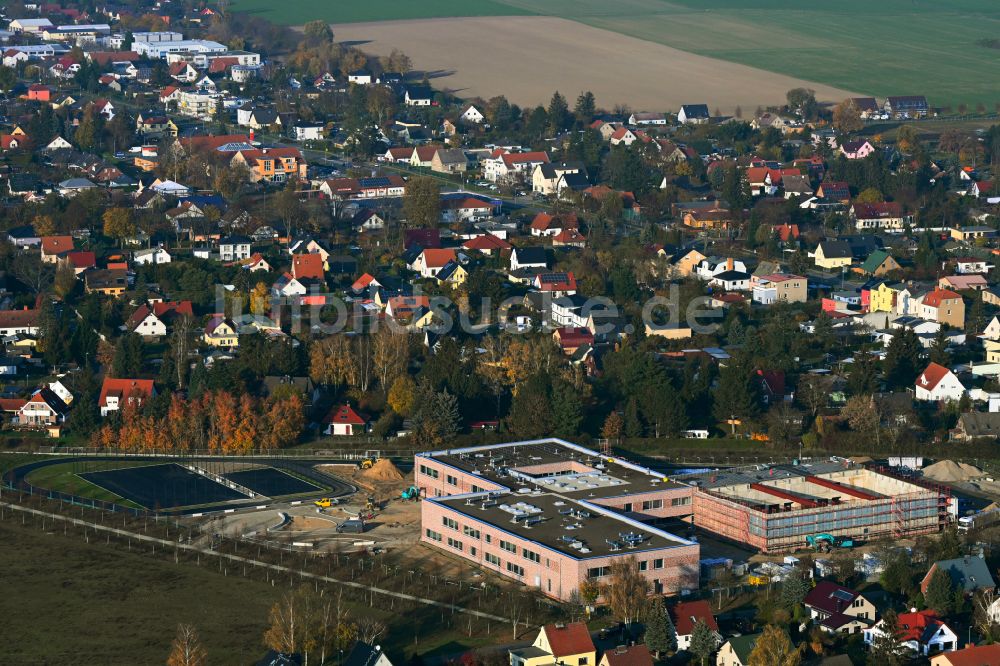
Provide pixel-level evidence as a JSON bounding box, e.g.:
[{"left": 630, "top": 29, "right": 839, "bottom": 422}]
[
  {"left": 922, "top": 460, "right": 984, "bottom": 484},
  {"left": 361, "top": 458, "right": 404, "bottom": 483}
]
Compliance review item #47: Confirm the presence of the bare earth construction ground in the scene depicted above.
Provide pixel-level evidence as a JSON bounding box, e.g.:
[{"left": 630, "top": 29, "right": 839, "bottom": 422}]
[{"left": 328, "top": 17, "right": 859, "bottom": 113}]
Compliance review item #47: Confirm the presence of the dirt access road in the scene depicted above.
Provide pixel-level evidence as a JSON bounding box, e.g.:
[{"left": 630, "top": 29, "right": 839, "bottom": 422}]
[{"left": 326, "top": 16, "right": 858, "bottom": 113}]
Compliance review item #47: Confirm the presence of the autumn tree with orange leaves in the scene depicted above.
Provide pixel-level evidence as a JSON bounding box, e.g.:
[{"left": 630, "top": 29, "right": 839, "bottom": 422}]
[{"left": 91, "top": 390, "right": 304, "bottom": 452}]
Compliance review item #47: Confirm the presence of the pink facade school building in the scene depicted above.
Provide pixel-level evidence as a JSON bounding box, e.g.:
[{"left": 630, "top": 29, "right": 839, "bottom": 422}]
[{"left": 416, "top": 439, "right": 700, "bottom": 602}]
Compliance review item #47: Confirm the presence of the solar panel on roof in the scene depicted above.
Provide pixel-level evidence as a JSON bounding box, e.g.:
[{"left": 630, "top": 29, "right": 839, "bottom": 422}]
[
  {"left": 359, "top": 177, "right": 390, "bottom": 188},
  {"left": 831, "top": 589, "right": 854, "bottom": 602}
]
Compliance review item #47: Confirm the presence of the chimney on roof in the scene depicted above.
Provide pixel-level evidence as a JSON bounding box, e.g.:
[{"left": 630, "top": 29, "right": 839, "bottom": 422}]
[{"left": 727, "top": 257, "right": 734, "bottom": 271}]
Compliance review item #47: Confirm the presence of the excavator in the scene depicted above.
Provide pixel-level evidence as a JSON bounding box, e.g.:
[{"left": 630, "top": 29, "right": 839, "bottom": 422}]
[
  {"left": 401, "top": 485, "right": 421, "bottom": 501},
  {"left": 806, "top": 533, "right": 854, "bottom": 552}
]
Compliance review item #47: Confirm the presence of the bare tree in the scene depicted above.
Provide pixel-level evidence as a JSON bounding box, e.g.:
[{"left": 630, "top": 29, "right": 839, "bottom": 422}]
[
  {"left": 372, "top": 326, "right": 409, "bottom": 391},
  {"left": 357, "top": 616, "right": 387, "bottom": 644},
  {"left": 12, "top": 252, "right": 53, "bottom": 294},
  {"left": 603, "top": 556, "right": 649, "bottom": 627},
  {"left": 973, "top": 588, "right": 999, "bottom": 640},
  {"left": 172, "top": 315, "right": 192, "bottom": 388},
  {"left": 797, "top": 374, "right": 832, "bottom": 419},
  {"left": 167, "top": 623, "right": 207, "bottom": 666},
  {"left": 264, "top": 588, "right": 307, "bottom": 658},
  {"left": 505, "top": 592, "right": 531, "bottom": 640}
]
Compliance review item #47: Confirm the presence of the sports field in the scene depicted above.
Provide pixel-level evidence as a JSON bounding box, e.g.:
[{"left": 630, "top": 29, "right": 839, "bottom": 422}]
[
  {"left": 81, "top": 463, "right": 248, "bottom": 509},
  {"left": 223, "top": 467, "right": 321, "bottom": 496},
  {"left": 235, "top": 0, "right": 1000, "bottom": 107}
]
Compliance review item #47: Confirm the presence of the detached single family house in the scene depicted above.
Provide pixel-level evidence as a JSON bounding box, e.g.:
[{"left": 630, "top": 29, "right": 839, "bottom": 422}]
[
  {"left": 324, "top": 404, "right": 369, "bottom": 436},
  {"left": 915, "top": 362, "right": 965, "bottom": 402},
  {"left": 509, "top": 622, "right": 595, "bottom": 666}
]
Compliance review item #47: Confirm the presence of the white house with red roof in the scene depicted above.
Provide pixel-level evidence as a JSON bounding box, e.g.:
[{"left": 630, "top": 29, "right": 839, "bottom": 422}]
[
  {"left": 534, "top": 272, "right": 578, "bottom": 297},
  {"left": 462, "top": 234, "right": 511, "bottom": 256},
  {"left": 609, "top": 127, "right": 639, "bottom": 146},
  {"left": 851, "top": 202, "right": 910, "bottom": 231},
  {"left": 965, "top": 180, "right": 996, "bottom": 199},
  {"left": 169, "top": 61, "right": 198, "bottom": 82},
  {"left": 127, "top": 301, "right": 193, "bottom": 338},
  {"left": 240, "top": 253, "right": 271, "bottom": 272},
  {"left": 99, "top": 378, "right": 156, "bottom": 416},
  {"left": 17, "top": 387, "right": 69, "bottom": 427},
  {"left": 864, "top": 609, "right": 957, "bottom": 656},
  {"left": 442, "top": 197, "right": 493, "bottom": 223},
  {"left": 482, "top": 150, "right": 549, "bottom": 183},
  {"left": 40, "top": 235, "right": 75, "bottom": 263},
  {"left": 324, "top": 404, "right": 369, "bottom": 436},
  {"left": 552, "top": 228, "right": 587, "bottom": 248},
  {"left": 915, "top": 362, "right": 966, "bottom": 402},
  {"left": 530, "top": 212, "right": 579, "bottom": 238},
  {"left": 291, "top": 254, "right": 325, "bottom": 281},
  {"left": 954, "top": 257, "right": 993, "bottom": 275},
  {"left": 410, "top": 248, "right": 458, "bottom": 278},
  {"left": 383, "top": 146, "right": 415, "bottom": 163},
  {"left": 670, "top": 600, "right": 721, "bottom": 651}
]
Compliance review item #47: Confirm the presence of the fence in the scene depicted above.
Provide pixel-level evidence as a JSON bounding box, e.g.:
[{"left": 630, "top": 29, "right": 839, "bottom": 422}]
[
  {"left": 28, "top": 446, "right": 421, "bottom": 460},
  {"left": 0, "top": 478, "right": 148, "bottom": 517}
]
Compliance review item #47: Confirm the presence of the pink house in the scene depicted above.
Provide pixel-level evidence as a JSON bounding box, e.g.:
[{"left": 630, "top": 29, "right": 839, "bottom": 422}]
[
  {"left": 416, "top": 439, "right": 700, "bottom": 601},
  {"left": 839, "top": 140, "right": 875, "bottom": 160}
]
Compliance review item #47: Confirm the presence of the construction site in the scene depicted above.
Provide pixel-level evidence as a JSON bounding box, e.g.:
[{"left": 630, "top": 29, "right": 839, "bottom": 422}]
[
  {"left": 681, "top": 460, "right": 955, "bottom": 553},
  {"left": 413, "top": 440, "right": 958, "bottom": 591}
]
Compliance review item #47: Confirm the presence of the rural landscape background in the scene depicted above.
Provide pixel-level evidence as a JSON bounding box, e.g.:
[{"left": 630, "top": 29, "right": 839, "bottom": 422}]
[{"left": 233, "top": 0, "right": 1000, "bottom": 109}]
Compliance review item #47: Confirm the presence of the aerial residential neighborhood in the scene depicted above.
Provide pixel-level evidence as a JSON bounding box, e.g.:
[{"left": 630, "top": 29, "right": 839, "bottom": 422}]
[{"left": 2, "top": 1, "right": 1000, "bottom": 665}]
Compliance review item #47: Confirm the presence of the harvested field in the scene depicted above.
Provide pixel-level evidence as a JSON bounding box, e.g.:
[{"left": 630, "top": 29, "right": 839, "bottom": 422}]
[{"left": 328, "top": 16, "right": 858, "bottom": 113}]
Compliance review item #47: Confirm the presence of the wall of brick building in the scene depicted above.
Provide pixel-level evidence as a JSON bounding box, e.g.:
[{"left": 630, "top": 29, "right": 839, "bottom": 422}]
[{"left": 420, "top": 499, "right": 699, "bottom": 602}]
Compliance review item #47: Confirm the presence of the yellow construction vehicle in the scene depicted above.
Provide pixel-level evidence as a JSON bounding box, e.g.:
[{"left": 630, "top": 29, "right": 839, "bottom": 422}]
[
  {"left": 358, "top": 450, "right": 383, "bottom": 469},
  {"left": 314, "top": 498, "right": 335, "bottom": 508}
]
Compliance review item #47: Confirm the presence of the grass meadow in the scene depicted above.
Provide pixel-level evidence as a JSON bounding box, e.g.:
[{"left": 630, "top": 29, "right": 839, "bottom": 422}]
[
  {"left": 234, "top": 0, "right": 1000, "bottom": 107},
  {"left": 230, "top": 0, "right": 531, "bottom": 24}
]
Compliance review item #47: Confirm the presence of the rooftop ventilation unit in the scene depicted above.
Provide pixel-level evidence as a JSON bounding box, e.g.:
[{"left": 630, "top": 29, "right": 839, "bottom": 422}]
[
  {"left": 480, "top": 500, "right": 498, "bottom": 509},
  {"left": 559, "top": 508, "right": 574, "bottom": 516},
  {"left": 525, "top": 516, "right": 543, "bottom": 527},
  {"left": 607, "top": 539, "right": 622, "bottom": 551}
]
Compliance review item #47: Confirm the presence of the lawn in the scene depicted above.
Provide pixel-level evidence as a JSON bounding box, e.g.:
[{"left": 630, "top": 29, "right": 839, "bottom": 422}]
[
  {"left": 0, "top": 518, "right": 523, "bottom": 663},
  {"left": 0, "top": 520, "right": 284, "bottom": 664},
  {"left": 239, "top": 0, "right": 1000, "bottom": 107},
  {"left": 504, "top": 0, "right": 1000, "bottom": 108},
  {"left": 230, "top": 0, "right": 532, "bottom": 24},
  {"left": 23, "top": 460, "right": 158, "bottom": 508}
]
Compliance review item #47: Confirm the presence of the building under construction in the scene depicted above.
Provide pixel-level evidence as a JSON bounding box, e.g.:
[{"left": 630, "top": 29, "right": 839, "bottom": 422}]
[{"left": 681, "top": 460, "right": 955, "bottom": 552}]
